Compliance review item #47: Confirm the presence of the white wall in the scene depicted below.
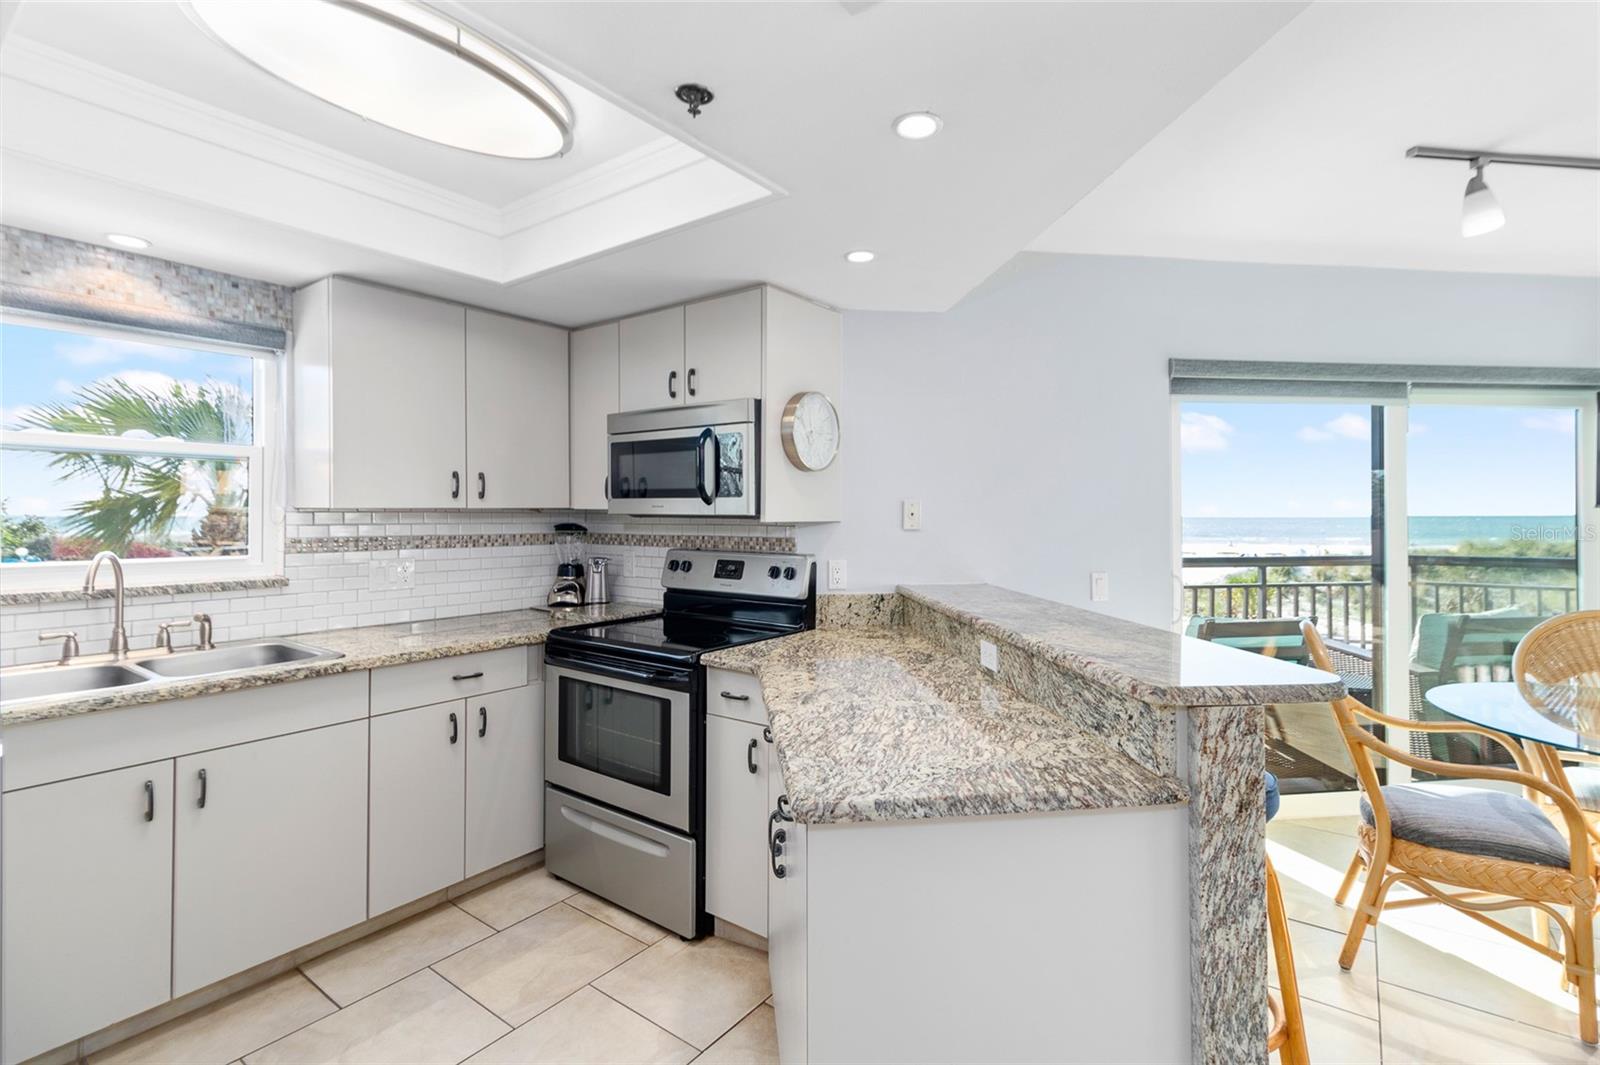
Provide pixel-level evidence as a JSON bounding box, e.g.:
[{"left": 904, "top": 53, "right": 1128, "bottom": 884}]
[{"left": 797, "top": 252, "right": 1600, "bottom": 628}]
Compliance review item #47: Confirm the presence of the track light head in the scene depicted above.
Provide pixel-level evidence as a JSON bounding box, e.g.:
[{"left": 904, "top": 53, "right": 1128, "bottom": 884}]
[{"left": 1461, "top": 164, "right": 1505, "bottom": 238}]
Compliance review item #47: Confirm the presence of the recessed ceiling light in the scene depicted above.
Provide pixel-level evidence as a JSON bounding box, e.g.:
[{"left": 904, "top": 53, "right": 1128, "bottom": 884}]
[
  {"left": 105, "top": 233, "right": 152, "bottom": 250},
  {"left": 892, "top": 111, "right": 942, "bottom": 140},
  {"left": 184, "top": 0, "right": 573, "bottom": 159},
  {"left": 845, "top": 250, "right": 876, "bottom": 264}
]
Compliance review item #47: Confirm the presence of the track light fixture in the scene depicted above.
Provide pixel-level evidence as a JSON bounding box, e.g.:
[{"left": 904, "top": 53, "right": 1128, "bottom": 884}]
[{"left": 1407, "top": 146, "right": 1600, "bottom": 239}]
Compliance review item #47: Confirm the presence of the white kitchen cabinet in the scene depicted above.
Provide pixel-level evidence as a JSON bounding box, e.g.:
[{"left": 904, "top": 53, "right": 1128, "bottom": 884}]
[
  {"left": 706, "top": 713, "right": 770, "bottom": 936},
  {"left": 2, "top": 762, "right": 175, "bottom": 1065},
  {"left": 619, "top": 304, "right": 685, "bottom": 410},
  {"left": 569, "top": 321, "right": 619, "bottom": 509},
  {"left": 293, "top": 277, "right": 468, "bottom": 509},
  {"left": 465, "top": 682, "right": 544, "bottom": 876},
  {"left": 369, "top": 699, "right": 467, "bottom": 916},
  {"left": 766, "top": 756, "right": 808, "bottom": 1065},
  {"left": 173, "top": 721, "right": 368, "bottom": 995},
  {"left": 685, "top": 288, "right": 763, "bottom": 403},
  {"left": 466, "top": 308, "right": 569, "bottom": 509}
]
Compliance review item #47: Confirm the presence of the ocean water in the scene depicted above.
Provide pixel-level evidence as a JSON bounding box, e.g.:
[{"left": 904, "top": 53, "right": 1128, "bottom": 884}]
[{"left": 1182, "top": 515, "right": 1576, "bottom": 556}]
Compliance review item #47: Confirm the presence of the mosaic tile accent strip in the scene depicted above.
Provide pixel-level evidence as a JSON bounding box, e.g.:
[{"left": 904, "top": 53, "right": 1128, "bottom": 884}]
[
  {"left": 585, "top": 531, "right": 798, "bottom": 552},
  {"left": 0, "top": 577, "right": 290, "bottom": 607},
  {"left": 1, "top": 226, "right": 292, "bottom": 332},
  {"left": 285, "top": 531, "right": 796, "bottom": 554}
]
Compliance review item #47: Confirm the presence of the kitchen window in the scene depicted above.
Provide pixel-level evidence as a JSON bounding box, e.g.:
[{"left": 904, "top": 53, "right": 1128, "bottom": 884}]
[{"left": 0, "top": 314, "right": 283, "bottom": 589}]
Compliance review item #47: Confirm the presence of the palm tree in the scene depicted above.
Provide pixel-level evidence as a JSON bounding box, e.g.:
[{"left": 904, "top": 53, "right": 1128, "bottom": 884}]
[{"left": 15, "top": 378, "right": 249, "bottom": 554}]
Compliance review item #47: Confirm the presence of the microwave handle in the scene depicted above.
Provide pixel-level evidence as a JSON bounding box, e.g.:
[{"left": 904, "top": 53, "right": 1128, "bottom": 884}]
[{"left": 694, "top": 427, "right": 717, "bottom": 506}]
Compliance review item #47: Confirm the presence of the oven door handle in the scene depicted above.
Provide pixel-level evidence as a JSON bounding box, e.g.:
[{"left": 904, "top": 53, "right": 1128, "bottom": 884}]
[
  {"left": 694, "top": 427, "right": 716, "bottom": 506},
  {"left": 548, "top": 660, "right": 687, "bottom": 687}
]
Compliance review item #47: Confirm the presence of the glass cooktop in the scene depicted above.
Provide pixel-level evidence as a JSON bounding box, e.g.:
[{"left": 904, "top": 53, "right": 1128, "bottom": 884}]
[{"left": 548, "top": 613, "right": 788, "bottom": 663}]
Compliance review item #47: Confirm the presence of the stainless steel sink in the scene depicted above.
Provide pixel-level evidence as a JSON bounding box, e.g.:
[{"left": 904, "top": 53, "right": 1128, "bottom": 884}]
[
  {"left": 138, "top": 640, "right": 341, "bottom": 679},
  {"left": 0, "top": 662, "right": 155, "bottom": 703}
]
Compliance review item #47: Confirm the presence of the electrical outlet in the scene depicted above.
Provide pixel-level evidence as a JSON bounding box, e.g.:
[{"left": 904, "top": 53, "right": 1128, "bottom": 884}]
[
  {"left": 396, "top": 560, "right": 415, "bottom": 589},
  {"left": 828, "top": 559, "right": 848, "bottom": 590},
  {"left": 1091, "top": 571, "right": 1110, "bottom": 602},
  {"left": 902, "top": 499, "right": 922, "bottom": 531},
  {"left": 979, "top": 639, "right": 999, "bottom": 672}
]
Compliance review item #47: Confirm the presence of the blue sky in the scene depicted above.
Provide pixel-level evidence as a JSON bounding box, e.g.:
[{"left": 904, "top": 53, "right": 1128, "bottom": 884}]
[
  {"left": 1, "top": 323, "right": 253, "bottom": 517},
  {"left": 1181, "top": 401, "right": 1577, "bottom": 518}
]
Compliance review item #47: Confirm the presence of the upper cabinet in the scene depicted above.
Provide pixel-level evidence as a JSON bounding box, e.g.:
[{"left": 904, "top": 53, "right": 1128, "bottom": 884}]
[
  {"left": 618, "top": 305, "right": 685, "bottom": 411},
  {"left": 685, "top": 289, "right": 763, "bottom": 403},
  {"left": 292, "top": 278, "right": 570, "bottom": 510},
  {"left": 569, "top": 322, "right": 619, "bottom": 511},
  {"left": 465, "top": 309, "right": 568, "bottom": 509}
]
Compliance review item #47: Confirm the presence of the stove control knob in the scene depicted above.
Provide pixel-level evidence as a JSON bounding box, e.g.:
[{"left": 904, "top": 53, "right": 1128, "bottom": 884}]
[
  {"left": 668, "top": 559, "right": 680, "bottom": 572},
  {"left": 783, "top": 566, "right": 797, "bottom": 580},
  {"left": 768, "top": 566, "right": 782, "bottom": 580},
  {"left": 680, "top": 560, "right": 693, "bottom": 573}
]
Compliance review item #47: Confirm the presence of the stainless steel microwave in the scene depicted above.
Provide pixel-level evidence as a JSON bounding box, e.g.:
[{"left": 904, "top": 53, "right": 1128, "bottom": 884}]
[{"left": 606, "top": 399, "right": 758, "bottom": 517}]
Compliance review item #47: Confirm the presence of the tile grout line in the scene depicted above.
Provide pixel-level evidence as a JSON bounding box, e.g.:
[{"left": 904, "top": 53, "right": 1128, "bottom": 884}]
[{"left": 587, "top": 983, "right": 719, "bottom": 1054}]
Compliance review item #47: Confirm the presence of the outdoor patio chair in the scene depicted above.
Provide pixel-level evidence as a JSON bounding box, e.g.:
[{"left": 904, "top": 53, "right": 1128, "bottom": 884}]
[{"left": 1301, "top": 620, "right": 1599, "bottom": 1046}]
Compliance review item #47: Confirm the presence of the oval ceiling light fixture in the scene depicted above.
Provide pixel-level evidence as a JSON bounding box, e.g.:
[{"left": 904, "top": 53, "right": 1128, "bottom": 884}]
[
  {"left": 185, "top": 0, "right": 573, "bottom": 159},
  {"left": 892, "top": 111, "right": 942, "bottom": 140},
  {"left": 844, "top": 250, "right": 876, "bottom": 264},
  {"left": 105, "top": 233, "right": 152, "bottom": 250}
]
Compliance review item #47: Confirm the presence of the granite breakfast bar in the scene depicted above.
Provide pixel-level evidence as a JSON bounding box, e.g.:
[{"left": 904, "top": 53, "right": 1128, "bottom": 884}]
[{"left": 706, "top": 585, "right": 1345, "bottom": 1065}]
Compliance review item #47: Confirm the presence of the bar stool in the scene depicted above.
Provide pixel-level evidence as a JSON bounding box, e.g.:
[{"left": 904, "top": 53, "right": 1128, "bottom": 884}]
[{"left": 1267, "top": 772, "right": 1311, "bottom": 1063}]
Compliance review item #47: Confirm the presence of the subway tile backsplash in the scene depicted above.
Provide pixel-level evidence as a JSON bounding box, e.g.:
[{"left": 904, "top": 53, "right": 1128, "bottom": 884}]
[{"left": 0, "top": 510, "right": 796, "bottom": 667}]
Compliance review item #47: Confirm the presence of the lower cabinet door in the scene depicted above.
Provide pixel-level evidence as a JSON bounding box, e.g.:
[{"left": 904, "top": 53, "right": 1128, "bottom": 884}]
[
  {"left": 465, "top": 684, "right": 543, "bottom": 878},
  {"left": 3, "top": 761, "right": 175, "bottom": 1065},
  {"left": 370, "top": 700, "right": 467, "bottom": 915},
  {"left": 705, "top": 714, "right": 769, "bottom": 936},
  {"left": 173, "top": 722, "right": 368, "bottom": 996}
]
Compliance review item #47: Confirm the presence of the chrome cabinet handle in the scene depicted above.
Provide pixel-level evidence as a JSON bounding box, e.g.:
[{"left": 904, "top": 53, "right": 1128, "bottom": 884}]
[
  {"left": 451, "top": 471, "right": 461, "bottom": 499},
  {"left": 478, "top": 705, "right": 487, "bottom": 738},
  {"left": 746, "top": 738, "right": 758, "bottom": 774},
  {"left": 719, "top": 691, "right": 750, "bottom": 702},
  {"left": 687, "top": 367, "right": 697, "bottom": 396},
  {"left": 668, "top": 369, "right": 678, "bottom": 399},
  {"left": 452, "top": 671, "right": 484, "bottom": 682},
  {"left": 449, "top": 712, "right": 459, "bottom": 744},
  {"left": 477, "top": 472, "right": 486, "bottom": 500},
  {"left": 144, "top": 779, "right": 155, "bottom": 822},
  {"left": 197, "top": 768, "right": 207, "bottom": 809}
]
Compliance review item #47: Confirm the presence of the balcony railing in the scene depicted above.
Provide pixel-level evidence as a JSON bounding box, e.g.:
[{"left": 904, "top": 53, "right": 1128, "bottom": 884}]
[{"left": 1182, "top": 553, "right": 1578, "bottom": 647}]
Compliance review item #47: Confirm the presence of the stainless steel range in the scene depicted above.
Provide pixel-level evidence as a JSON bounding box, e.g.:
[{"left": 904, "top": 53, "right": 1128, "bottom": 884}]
[{"left": 543, "top": 548, "right": 815, "bottom": 937}]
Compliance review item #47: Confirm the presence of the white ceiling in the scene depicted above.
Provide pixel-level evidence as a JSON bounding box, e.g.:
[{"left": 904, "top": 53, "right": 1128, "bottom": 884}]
[
  {"left": 1030, "top": 2, "right": 1600, "bottom": 278},
  {"left": 0, "top": 0, "right": 1305, "bottom": 325}
]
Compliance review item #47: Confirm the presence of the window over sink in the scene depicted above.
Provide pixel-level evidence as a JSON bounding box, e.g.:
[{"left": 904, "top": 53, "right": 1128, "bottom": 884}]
[{"left": 0, "top": 314, "right": 282, "bottom": 589}]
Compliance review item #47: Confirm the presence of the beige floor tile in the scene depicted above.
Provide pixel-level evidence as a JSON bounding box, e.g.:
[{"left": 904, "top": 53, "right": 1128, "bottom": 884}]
[
  {"left": 1272, "top": 919, "right": 1379, "bottom": 1020},
  {"left": 1380, "top": 983, "right": 1595, "bottom": 1063},
  {"left": 466, "top": 987, "right": 696, "bottom": 1065},
  {"left": 1377, "top": 922, "right": 1582, "bottom": 1039},
  {"left": 301, "top": 903, "right": 494, "bottom": 1006},
  {"left": 1267, "top": 822, "right": 1373, "bottom": 940},
  {"left": 454, "top": 865, "right": 580, "bottom": 930},
  {"left": 1294, "top": 815, "right": 1360, "bottom": 838},
  {"left": 90, "top": 972, "right": 335, "bottom": 1065},
  {"left": 693, "top": 1003, "right": 778, "bottom": 1065},
  {"left": 244, "top": 969, "right": 507, "bottom": 1065},
  {"left": 593, "top": 934, "right": 771, "bottom": 1049},
  {"left": 567, "top": 891, "right": 672, "bottom": 945},
  {"left": 1298, "top": 998, "right": 1380, "bottom": 1065},
  {"left": 434, "top": 902, "right": 645, "bottom": 1026}
]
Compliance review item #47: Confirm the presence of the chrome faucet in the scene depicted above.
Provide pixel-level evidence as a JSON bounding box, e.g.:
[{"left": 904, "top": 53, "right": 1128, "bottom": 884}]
[{"left": 83, "top": 551, "right": 130, "bottom": 658}]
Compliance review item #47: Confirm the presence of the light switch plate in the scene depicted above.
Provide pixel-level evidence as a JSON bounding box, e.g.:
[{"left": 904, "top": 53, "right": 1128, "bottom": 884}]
[
  {"left": 902, "top": 499, "right": 922, "bottom": 531},
  {"left": 828, "top": 559, "right": 848, "bottom": 590},
  {"left": 1091, "top": 571, "right": 1110, "bottom": 602},
  {"left": 979, "top": 639, "right": 999, "bottom": 672}
]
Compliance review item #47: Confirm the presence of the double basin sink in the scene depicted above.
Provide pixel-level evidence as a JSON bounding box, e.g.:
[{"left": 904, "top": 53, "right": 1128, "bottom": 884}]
[{"left": 1, "top": 640, "right": 343, "bottom": 706}]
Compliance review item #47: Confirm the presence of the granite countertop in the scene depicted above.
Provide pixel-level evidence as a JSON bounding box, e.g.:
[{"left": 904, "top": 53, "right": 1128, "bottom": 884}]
[
  {"left": 704, "top": 626, "right": 1187, "bottom": 825},
  {"left": 1, "top": 602, "right": 659, "bottom": 725},
  {"left": 899, "top": 584, "right": 1345, "bottom": 709}
]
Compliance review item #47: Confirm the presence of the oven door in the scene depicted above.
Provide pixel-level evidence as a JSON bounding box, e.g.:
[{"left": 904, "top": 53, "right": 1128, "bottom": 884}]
[
  {"left": 544, "top": 663, "right": 692, "bottom": 832},
  {"left": 608, "top": 422, "right": 756, "bottom": 518}
]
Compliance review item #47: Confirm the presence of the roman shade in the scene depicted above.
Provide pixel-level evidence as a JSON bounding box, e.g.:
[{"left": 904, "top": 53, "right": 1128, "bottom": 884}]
[{"left": 1, "top": 282, "right": 287, "bottom": 352}]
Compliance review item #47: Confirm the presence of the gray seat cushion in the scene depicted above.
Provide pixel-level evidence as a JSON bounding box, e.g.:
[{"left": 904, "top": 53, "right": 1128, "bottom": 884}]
[
  {"left": 1565, "top": 767, "right": 1600, "bottom": 813},
  {"left": 1359, "top": 784, "right": 1570, "bottom": 868}
]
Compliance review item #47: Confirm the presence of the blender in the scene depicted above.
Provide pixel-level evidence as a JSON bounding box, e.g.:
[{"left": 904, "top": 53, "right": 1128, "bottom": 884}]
[{"left": 547, "top": 523, "right": 587, "bottom": 608}]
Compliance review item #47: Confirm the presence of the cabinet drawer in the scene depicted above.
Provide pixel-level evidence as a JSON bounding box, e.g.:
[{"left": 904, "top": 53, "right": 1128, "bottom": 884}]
[
  {"left": 371, "top": 648, "right": 528, "bottom": 715},
  {"left": 706, "top": 667, "right": 767, "bottom": 727}
]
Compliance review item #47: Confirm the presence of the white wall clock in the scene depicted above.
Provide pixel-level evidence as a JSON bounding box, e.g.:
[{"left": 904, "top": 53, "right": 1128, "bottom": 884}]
[{"left": 780, "top": 391, "right": 840, "bottom": 471}]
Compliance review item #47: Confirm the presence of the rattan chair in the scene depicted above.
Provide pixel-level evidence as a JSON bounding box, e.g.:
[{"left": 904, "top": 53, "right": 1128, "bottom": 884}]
[
  {"left": 1515, "top": 610, "right": 1600, "bottom": 845},
  {"left": 1301, "top": 621, "right": 1599, "bottom": 1045}
]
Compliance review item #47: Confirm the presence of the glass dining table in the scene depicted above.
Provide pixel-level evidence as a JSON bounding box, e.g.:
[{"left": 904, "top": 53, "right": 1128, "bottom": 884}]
[{"left": 1426, "top": 682, "right": 1600, "bottom": 802}]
